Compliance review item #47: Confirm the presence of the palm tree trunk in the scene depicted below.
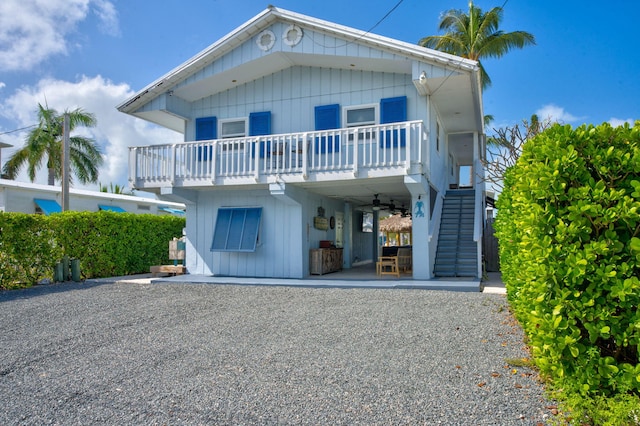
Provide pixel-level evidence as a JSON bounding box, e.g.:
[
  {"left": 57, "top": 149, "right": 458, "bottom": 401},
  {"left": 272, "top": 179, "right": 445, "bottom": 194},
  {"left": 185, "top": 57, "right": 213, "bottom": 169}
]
[{"left": 48, "top": 167, "right": 55, "bottom": 186}]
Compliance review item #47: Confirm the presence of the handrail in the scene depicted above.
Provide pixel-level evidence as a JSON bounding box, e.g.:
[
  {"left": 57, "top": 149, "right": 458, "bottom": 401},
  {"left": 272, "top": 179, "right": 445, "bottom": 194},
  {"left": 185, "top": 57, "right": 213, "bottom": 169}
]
[{"left": 129, "top": 121, "right": 426, "bottom": 187}]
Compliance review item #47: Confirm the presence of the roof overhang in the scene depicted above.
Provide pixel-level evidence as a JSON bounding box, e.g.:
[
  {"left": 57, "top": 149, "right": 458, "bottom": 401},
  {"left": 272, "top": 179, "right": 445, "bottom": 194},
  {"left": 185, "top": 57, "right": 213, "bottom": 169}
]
[{"left": 118, "top": 6, "right": 483, "bottom": 135}]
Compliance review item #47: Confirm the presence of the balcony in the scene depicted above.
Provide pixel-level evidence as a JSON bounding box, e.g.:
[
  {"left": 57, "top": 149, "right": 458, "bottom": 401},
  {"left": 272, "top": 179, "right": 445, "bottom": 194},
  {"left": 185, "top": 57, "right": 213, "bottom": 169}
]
[{"left": 129, "top": 120, "right": 428, "bottom": 190}]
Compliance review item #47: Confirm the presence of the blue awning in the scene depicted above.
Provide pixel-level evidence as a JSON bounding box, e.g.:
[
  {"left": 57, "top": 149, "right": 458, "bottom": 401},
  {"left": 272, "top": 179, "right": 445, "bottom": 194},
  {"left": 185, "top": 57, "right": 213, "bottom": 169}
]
[
  {"left": 34, "top": 198, "right": 62, "bottom": 215},
  {"left": 159, "top": 206, "right": 185, "bottom": 215},
  {"left": 99, "top": 205, "right": 126, "bottom": 213}
]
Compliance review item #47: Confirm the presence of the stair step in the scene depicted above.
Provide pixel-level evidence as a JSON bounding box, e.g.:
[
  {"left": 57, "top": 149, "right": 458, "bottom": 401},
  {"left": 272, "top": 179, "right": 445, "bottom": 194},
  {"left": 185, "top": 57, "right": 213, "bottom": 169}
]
[{"left": 435, "top": 189, "right": 478, "bottom": 278}]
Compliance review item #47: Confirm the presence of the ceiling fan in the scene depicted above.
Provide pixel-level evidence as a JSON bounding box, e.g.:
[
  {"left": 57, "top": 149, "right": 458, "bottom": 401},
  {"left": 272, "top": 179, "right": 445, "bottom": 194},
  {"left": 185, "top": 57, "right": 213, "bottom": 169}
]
[
  {"left": 367, "top": 194, "right": 412, "bottom": 217},
  {"left": 368, "top": 194, "right": 397, "bottom": 212}
]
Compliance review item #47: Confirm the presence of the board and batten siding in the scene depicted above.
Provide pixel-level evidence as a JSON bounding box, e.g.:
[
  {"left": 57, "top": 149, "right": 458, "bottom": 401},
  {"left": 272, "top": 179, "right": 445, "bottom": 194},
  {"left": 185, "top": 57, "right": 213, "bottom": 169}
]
[
  {"left": 189, "top": 190, "right": 299, "bottom": 278},
  {"left": 178, "top": 21, "right": 409, "bottom": 93},
  {"left": 187, "top": 188, "right": 347, "bottom": 278},
  {"left": 187, "top": 190, "right": 302, "bottom": 277},
  {"left": 189, "top": 67, "right": 421, "bottom": 140}
]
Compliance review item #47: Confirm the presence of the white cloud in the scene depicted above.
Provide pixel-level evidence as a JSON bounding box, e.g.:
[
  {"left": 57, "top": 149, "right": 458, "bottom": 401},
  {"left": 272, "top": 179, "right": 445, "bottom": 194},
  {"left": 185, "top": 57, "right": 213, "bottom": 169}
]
[
  {"left": 535, "top": 104, "right": 579, "bottom": 124},
  {"left": 608, "top": 117, "right": 635, "bottom": 127},
  {"left": 0, "top": 82, "right": 5, "bottom": 90},
  {"left": 0, "top": 75, "right": 182, "bottom": 190},
  {"left": 0, "top": 0, "right": 119, "bottom": 71},
  {"left": 93, "top": 0, "right": 120, "bottom": 37}
]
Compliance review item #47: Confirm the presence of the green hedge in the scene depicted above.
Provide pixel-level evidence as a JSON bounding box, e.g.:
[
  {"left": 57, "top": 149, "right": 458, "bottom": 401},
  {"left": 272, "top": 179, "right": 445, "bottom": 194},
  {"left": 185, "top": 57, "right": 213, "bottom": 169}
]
[
  {"left": 0, "top": 211, "right": 185, "bottom": 289},
  {"left": 495, "top": 122, "right": 640, "bottom": 422}
]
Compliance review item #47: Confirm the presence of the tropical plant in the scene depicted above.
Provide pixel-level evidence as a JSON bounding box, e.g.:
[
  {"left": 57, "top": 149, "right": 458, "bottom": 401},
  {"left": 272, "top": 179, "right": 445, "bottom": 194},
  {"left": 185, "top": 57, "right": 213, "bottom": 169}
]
[
  {"left": 99, "top": 182, "right": 132, "bottom": 195},
  {"left": 419, "top": 1, "right": 535, "bottom": 89},
  {"left": 495, "top": 121, "right": 640, "bottom": 423},
  {"left": 2, "top": 103, "right": 104, "bottom": 185}
]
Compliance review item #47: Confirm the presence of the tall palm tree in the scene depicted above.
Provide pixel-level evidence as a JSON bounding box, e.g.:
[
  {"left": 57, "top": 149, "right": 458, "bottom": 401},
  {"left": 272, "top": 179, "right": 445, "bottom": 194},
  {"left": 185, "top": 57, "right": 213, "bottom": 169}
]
[
  {"left": 419, "top": 1, "right": 535, "bottom": 89},
  {"left": 2, "top": 104, "right": 104, "bottom": 185}
]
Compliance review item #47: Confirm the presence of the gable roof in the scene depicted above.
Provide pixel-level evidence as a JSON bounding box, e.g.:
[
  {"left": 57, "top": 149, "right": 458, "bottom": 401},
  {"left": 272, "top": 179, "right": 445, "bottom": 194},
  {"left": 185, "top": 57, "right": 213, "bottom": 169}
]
[{"left": 118, "top": 6, "right": 482, "bottom": 132}]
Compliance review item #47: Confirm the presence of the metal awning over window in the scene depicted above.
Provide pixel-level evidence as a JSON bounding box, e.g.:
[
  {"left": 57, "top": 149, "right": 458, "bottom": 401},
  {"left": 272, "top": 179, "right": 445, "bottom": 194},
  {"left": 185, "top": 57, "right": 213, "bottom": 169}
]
[
  {"left": 34, "top": 198, "right": 62, "bottom": 215},
  {"left": 99, "top": 205, "right": 126, "bottom": 213},
  {"left": 211, "top": 207, "right": 262, "bottom": 252},
  {"left": 159, "top": 206, "right": 185, "bottom": 215}
]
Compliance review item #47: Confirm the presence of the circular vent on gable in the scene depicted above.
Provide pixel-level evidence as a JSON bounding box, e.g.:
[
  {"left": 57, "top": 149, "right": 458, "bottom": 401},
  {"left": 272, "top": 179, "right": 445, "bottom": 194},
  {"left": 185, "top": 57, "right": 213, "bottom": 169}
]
[
  {"left": 256, "top": 30, "right": 276, "bottom": 51},
  {"left": 283, "top": 24, "right": 303, "bottom": 47}
]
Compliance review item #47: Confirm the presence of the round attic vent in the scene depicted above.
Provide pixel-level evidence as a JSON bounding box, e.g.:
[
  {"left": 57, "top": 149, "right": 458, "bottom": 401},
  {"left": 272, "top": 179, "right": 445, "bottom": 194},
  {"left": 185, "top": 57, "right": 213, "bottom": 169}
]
[
  {"left": 283, "top": 24, "right": 303, "bottom": 47},
  {"left": 256, "top": 30, "right": 276, "bottom": 51}
]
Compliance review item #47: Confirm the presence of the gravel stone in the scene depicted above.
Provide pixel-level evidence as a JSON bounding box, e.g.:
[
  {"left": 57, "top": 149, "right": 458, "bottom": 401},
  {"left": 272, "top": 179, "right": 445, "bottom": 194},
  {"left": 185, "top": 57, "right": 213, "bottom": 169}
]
[{"left": 0, "top": 281, "right": 552, "bottom": 425}]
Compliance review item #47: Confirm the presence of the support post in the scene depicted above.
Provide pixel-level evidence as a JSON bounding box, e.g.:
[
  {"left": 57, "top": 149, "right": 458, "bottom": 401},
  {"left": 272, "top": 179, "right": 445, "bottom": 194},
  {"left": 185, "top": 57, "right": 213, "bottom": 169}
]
[{"left": 61, "top": 113, "right": 70, "bottom": 211}]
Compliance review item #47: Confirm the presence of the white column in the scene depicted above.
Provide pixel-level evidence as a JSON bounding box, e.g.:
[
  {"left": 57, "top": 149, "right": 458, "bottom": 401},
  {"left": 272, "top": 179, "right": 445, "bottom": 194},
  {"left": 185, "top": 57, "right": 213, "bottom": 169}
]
[{"left": 404, "top": 174, "right": 431, "bottom": 279}]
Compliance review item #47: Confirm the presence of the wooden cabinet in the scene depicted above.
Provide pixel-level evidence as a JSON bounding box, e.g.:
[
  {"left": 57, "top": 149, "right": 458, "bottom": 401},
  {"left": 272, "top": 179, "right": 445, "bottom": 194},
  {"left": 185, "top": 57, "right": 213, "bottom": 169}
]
[{"left": 309, "top": 248, "right": 343, "bottom": 275}]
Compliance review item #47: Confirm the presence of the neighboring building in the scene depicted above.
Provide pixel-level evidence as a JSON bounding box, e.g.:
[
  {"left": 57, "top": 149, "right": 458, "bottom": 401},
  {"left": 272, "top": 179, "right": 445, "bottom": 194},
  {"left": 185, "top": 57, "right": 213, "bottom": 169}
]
[
  {"left": 0, "top": 179, "right": 186, "bottom": 216},
  {"left": 118, "top": 7, "right": 486, "bottom": 280}
]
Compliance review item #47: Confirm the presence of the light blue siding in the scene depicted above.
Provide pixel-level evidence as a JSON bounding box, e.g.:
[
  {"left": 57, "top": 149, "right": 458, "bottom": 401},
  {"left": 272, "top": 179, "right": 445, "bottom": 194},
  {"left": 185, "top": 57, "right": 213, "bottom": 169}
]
[
  {"left": 190, "top": 67, "right": 419, "bottom": 140},
  {"left": 186, "top": 187, "right": 347, "bottom": 278}
]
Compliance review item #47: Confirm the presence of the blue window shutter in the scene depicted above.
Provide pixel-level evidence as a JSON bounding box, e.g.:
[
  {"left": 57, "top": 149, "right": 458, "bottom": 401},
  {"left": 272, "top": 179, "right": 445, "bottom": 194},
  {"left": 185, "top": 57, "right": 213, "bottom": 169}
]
[
  {"left": 314, "top": 104, "right": 340, "bottom": 153},
  {"left": 380, "top": 96, "right": 407, "bottom": 148},
  {"left": 249, "top": 111, "right": 271, "bottom": 136},
  {"left": 196, "top": 117, "right": 217, "bottom": 140},
  {"left": 195, "top": 116, "right": 217, "bottom": 160},
  {"left": 250, "top": 111, "right": 271, "bottom": 158},
  {"left": 315, "top": 104, "right": 340, "bottom": 130},
  {"left": 380, "top": 96, "right": 407, "bottom": 124},
  {"left": 211, "top": 207, "right": 262, "bottom": 252},
  {"left": 240, "top": 208, "right": 262, "bottom": 250}
]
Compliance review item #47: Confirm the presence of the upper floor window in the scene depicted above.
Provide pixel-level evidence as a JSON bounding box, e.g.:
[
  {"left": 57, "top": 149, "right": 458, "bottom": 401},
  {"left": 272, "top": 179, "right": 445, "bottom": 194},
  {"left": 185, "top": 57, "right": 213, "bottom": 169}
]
[
  {"left": 220, "top": 118, "right": 247, "bottom": 139},
  {"left": 344, "top": 104, "right": 378, "bottom": 143},
  {"left": 220, "top": 118, "right": 247, "bottom": 151},
  {"left": 344, "top": 104, "right": 378, "bottom": 128}
]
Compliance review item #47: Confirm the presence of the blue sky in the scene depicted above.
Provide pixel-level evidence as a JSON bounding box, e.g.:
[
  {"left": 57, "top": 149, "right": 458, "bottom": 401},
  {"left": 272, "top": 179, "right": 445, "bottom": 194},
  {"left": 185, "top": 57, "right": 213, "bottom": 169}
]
[{"left": 0, "top": 0, "right": 638, "bottom": 190}]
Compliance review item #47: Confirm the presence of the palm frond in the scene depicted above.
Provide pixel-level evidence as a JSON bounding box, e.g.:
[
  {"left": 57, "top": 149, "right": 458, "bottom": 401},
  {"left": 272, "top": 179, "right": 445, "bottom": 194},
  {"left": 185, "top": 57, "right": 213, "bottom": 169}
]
[
  {"left": 418, "top": 1, "right": 535, "bottom": 90},
  {"left": 3, "top": 104, "right": 103, "bottom": 185}
]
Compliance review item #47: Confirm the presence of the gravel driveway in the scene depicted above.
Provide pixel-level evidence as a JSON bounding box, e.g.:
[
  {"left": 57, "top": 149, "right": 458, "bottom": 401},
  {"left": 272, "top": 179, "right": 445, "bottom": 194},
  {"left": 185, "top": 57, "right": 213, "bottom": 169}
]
[{"left": 0, "top": 281, "right": 552, "bottom": 425}]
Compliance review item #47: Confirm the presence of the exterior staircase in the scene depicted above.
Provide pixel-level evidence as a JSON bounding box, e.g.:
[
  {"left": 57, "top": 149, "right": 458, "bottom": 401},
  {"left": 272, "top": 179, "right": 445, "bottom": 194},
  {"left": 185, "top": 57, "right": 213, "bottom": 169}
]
[{"left": 434, "top": 190, "right": 478, "bottom": 277}]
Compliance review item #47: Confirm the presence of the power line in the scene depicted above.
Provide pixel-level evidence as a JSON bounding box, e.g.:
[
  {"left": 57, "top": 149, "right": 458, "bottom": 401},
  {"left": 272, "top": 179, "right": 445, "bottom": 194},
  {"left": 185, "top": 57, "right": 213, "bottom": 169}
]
[
  {"left": 369, "top": 0, "right": 404, "bottom": 34},
  {"left": 307, "top": 0, "right": 404, "bottom": 49},
  {"left": 0, "top": 124, "right": 36, "bottom": 136}
]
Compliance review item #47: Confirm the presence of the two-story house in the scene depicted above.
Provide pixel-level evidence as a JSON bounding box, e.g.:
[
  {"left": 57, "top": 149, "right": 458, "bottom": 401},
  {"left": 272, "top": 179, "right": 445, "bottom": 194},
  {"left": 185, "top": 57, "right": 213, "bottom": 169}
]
[{"left": 118, "top": 6, "right": 486, "bottom": 281}]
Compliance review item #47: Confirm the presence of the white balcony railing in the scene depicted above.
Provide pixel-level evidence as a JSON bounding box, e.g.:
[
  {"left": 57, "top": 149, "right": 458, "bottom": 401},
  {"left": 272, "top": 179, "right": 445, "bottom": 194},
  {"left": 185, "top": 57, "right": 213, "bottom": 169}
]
[{"left": 129, "top": 120, "right": 427, "bottom": 188}]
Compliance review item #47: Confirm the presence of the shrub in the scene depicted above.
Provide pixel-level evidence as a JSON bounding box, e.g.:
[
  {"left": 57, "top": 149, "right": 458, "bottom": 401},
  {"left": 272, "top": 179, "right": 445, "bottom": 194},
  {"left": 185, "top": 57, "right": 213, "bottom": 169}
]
[
  {"left": 0, "top": 213, "right": 63, "bottom": 289},
  {"left": 495, "top": 122, "right": 640, "bottom": 419},
  {"left": 0, "top": 211, "right": 185, "bottom": 288}
]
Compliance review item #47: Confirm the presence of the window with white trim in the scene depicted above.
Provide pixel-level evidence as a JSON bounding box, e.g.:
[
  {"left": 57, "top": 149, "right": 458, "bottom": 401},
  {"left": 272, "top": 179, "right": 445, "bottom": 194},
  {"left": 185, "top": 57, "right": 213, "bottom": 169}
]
[
  {"left": 220, "top": 118, "right": 247, "bottom": 138},
  {"left": 344, "top": 104, "right": 378, "bottom": 142},
  {"left": 219, "top": 118, "right": 247, "bottom": 150},
  {"left": 344, "top": 104, "right": 378, "bottom": 127}
]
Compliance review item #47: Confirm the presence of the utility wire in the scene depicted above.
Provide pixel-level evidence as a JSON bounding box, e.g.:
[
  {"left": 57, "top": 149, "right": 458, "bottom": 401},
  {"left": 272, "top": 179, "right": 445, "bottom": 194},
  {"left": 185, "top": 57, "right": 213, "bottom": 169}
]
[
  {"left": 307, "top": 0, "right": 404, "bottom": 49},
  {"left": 0, "top": 124, "right": 36, "bottom": 136}
]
